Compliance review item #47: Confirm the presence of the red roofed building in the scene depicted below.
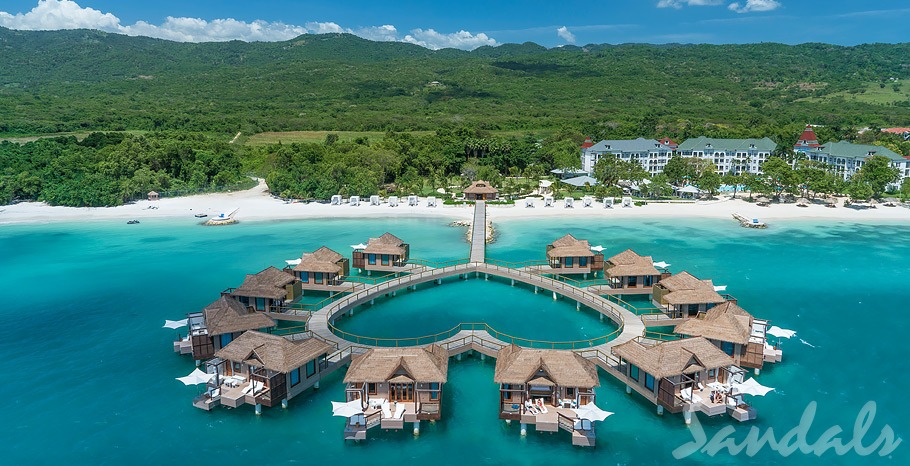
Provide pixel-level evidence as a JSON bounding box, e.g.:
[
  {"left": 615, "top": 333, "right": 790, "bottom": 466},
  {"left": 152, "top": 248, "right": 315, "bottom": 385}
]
[
  {"left": 580, "top": 136, "right": 594, "bottom": 149},
  {"left": 656, "top": 137, "right": 678, "bottom": 149},
  {"left": 794, "top": 125, "right": 821, "bottom": 152}
]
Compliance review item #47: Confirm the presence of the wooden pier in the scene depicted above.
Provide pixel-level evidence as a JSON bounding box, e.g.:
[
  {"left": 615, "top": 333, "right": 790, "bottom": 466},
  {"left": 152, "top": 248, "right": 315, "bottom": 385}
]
[{"left": 470, "top": 201, "right": 486, "bottom": 263}]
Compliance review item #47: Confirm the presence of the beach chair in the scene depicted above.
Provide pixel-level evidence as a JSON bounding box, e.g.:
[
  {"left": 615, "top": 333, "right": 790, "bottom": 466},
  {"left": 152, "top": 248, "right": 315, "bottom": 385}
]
[
  {"left": 330, "top": 195, "right": 342, "bottom": 206},
  {"left": 524, "top": 400, "right": 538, "bottom": 415},
  {"left": 525, "top": 198, "right": 535, "bottom": 208},
  {"left": 427, "top": 197, "right": 437, "bottom": 207},
  {"left": 394, "top": 403, "right": 406, "bottom": 419},
  {"left": 604, "top": 197, "right": 614, "bottom": 209},
  {"left": 564, "top": 197, "right": 574, "bottom": 208},
  {"left": 408, "top": 195, "right": 419, "bottom": 206},
  {"left": 350, "top": 196, "right": 360, "bottom": 206},
  {"left": 535, "top": 399, "right": 549, "bottom": 414},
  {"left": 369, "top": 195, "right": 380, "bottom": 206},
  {"left": 582, "top": 196, "right": 593, "bottom": 208},
  {"left": 544, "top": 196, "right": 554, "bottom": 207},
  {"left": 381, "top": 401, "right": 392, "bottom": 418},
  {"left": 388, "top": 196, "right": 399, "bottom": 207}
]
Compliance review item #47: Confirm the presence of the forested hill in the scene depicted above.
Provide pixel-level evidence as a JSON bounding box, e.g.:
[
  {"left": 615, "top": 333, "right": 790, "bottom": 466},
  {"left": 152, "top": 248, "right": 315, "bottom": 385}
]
[{"left": 2, "top": 27, "right": 910, "bottom": 136}]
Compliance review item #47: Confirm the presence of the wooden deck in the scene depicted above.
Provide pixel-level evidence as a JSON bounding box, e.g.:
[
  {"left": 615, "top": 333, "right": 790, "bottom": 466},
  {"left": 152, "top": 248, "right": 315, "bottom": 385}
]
[{"left": 470, "top": 201, "right": 486, "bottom": 263}]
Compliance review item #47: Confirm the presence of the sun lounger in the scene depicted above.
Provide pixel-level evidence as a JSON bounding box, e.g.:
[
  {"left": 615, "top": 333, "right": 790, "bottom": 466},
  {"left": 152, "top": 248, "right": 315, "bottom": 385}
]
[
  {"left": 381, "top": 401, "right": 392, "bottom": 418},
  {"left": 524, "top": 400, "right": 538, "bottom": 415},
  {"left": 535, "top": 399, "right": 549, "bottom": 414},
  {"left": 394, "top": 403, "right": 406, "bottom": 419},
  {"left": 573, "top": 419, "right": 592, "bottom": 431}
]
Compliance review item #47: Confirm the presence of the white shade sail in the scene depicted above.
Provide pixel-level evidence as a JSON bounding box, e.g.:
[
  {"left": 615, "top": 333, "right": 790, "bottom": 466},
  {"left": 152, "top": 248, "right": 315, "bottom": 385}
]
[
  {"left": 767, "top": 326, "right": 796, "bottom": 339},
  {"left": 731, "top": 378, "right": 774, "bottom": 397},
  {"left": 285, "top": 259, "right": 302, "bottom": 266},
  {"left": 590, "top": 245, "right": 605, "bottom": 252},
  {"left": 176, "top": 368, "right": 214, "bottom": 386},
  {"left": 163, "top": 319, "right": 188, "bottom": 329},
  {"left": 653, "top": 261, "right": 670, "bottom": 268},
  {"left": 331, "top": 400, "right": 364, "bottom": 417},
  {"left": 713, "top": 285, "right": 727, "bottom": 292},
  {"left": 571, "top": 403, "right": 614, "bottom": 422},
  {"left": 350, "top": 243, "right": 367, "bottom": 250}
]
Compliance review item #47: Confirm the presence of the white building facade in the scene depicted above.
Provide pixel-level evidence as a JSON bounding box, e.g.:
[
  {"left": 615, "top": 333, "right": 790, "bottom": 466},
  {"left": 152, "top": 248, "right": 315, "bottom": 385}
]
[
  {"left": 581, "top": 138, "right": 674, "bottom": 175},
  {"left": 675, "top": 137, "right": 778, "bottom": 175}
]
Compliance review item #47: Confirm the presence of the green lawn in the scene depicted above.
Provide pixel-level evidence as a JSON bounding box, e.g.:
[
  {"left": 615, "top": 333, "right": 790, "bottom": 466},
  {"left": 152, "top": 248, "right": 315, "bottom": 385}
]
[{"left": 801, "top": 81, "right": 910, "bottom": 105}]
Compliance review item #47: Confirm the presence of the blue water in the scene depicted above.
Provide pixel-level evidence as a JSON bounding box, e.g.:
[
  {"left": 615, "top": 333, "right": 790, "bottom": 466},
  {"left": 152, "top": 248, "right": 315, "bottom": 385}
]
[{"left": 1, "top": 216, "right": 907, "bottom": 464}]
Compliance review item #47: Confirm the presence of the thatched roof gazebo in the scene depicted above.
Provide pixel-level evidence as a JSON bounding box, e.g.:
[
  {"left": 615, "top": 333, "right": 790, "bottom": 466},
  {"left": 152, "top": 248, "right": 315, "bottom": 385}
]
[
  {"left": 293, "top": 246, "right": 349, "bottom": 286},
  {"left": 230, "top": 266, "right": 300, "bottom": 311},
  {"left": 653, "top": 271, "right": 727, "bottom": 318},
  {"left": 604, "top": 249, "right": 661, "bottom": 288},
  {"left": 215, "top": 331, "right": 332, "bottom": 375},
  {"left": 463, "top": 180, "right": 499, "bottom": 201},
  {"left": 546, "top": 234, "right": 602, "bottom": 273},
  {"left": 612, "top": 337, "right": 734, "bottom": 380},
  {"left": 494, "top": 345, "right": 599, "bottom": 388},
  {"left": 344, "top": 345, "right": 449, "bottom": 384}
]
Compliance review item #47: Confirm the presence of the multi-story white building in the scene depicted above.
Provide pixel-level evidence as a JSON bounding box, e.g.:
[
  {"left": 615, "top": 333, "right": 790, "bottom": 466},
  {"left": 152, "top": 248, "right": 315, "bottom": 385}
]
[
  {"left": 676, "top": 137, "right": 778, "bottom": 175},
  {"left": 580, "top": 138, "right": 674, "bottom": 175},
  {"left": 800, "top": 141, "right": 910, "bottom": 184}
]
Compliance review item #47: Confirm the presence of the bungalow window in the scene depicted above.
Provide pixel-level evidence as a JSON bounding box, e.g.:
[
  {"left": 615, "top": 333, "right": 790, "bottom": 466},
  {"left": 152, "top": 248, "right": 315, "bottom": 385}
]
[
  {"left": 306, "top": 359, "right": 316, "bottom": 378},
  {"left": 721, "top": 341, "right": 735, "bottom": 356},
  {"left": 430, "top": 382, "right": 440, "bottom": 400},
  {"left": 707, "top": 368, "right": 716, "bottom": 378},
  {"left": 255, "top": 297, "right": 266, "bottom": 311},
  {"left": 630, "top": 364, "right": 640, "bottom": 382},
  {"left": 315, "top": 272, "right": 323, "bottom": 284},
  {"left": 645, "top": 373, "right": 655, "bottom": 391},
  {"left": 232, "top": 361, "right": 242, "bottom": 374},
  {"left": 300, "top": 272, "right": 309, "bottom": 283},
  {"left": 368, "top": 254, "right": 376, "bottom": 265},
  {"left": 565, "top": 257, "right": 574, "bottom": 267},
  {"left": 368, "top": 383, "right": 377, "bottom": 395},
  {"left": 579, "top": 257, "right": 588, "bottom": 267},
  {"left": 290, "top": 368, "right": 301, "bottom": 387},
  {"left": 644, "top": 275, "right": 653, "bottom": 286},
  {"left": 381, "top": 254, "right": 389, "bottom": 265},
  {"left": 566, "top": 387, "right": 576, "bottom": 398},
  {"left": 628, "top": 276, "right": 638, "bottom": 287},
  {"left": 220, "top": 333, "right": 233, "bottom": 348}
]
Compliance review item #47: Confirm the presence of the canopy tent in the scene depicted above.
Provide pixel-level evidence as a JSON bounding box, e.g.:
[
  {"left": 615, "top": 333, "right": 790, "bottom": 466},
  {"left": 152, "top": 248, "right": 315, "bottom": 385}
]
[
  {"left": 350, "top": 243, "right": 368, "bottom": 250},
  {"left": 652, "top": 261, "right": 670, "bottom": 269},
  {"left": 331, "top": 399, "right": 364, "bottom": 417},
  {"left": 285, "top": 258, "right": 302, "bottom": 266},
  {"left": 177, "top": 368, "right": 214, "bottom": 386},
  {"left": 163, "top": 319, "right": 188, "bottom": 329},
  {"left": 767, "top": 326, "right": 796, "bottom": 339},
  {"left": 590, "top": 245, "right": 605, "bottom": 252},
  {"left": 731, "top": 378, "right": 774, "bottom": 397},
  {"left": 571, "top": 403, "right": 614, "bottom": 422}
]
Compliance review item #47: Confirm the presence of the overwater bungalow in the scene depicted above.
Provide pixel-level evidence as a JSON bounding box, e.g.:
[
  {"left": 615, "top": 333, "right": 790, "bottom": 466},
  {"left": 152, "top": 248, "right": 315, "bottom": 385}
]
[
  {"left": 463, "top": 180, "right": 499, "bottom": 201},
  {"left": 652, "top": 271, "right": 727, "bottom": 319},
  {"left": 340, "top": 345, "right": 448, "bottom": 439},
  {"left": 494, "top": 345, "right": 600, "bottom": 446},
  {"left": 174, "top": 296, "right": 276, "bottom": 361},
  {"left": 612, "top": 337, "right": 755, "bottom": 422},
  {"left": 292, "top": 246, "right": 350, "bottom": 291},
  {"left": 604, "top": 249, "right": 665, "bottom": 293},
  {"left": 194, "top": 331, "right": 332, "bottom": 412},
  {"left": 545, "top": 234, "right": 604, "bottom": 276},
  {"left": 227, "top": 266, "right": 301, "bottom": 312},
  {"left": 674, "top": 302, "right": 780, "bottom": 371},
  {"left": 352, "top": 233, "right": 410, "bottom": 273}
]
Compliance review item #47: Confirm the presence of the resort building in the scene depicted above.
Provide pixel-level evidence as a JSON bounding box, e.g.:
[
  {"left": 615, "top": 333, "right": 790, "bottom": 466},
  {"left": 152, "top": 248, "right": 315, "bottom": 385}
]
[
  {"left": 463, "top": 180, "right": 499, "bottom": 201},
  {"left": 352, "top": 233, "right": 411, "bottom": 272},
  {"left": 676, "top": 137, "right": 778, "bottom": 175},
  {"left": 228, "top": 266, "right": 301, "bottom": 312},
  {"left": 175, "top": 296, "right": 276, "bottom": 361},
  {"left": 796, "top": 139, "right": 910, "bottom": 184},
  {"left": 793, "top": 124, "right": 822, "bottom": 152},
  {"left": 580, "top": 138, "right": 674, "bottom": 175},
  {"left": 603, "top": 249, "right": 665, "bottom": 293},
  {"left": 674, "top": 302, "right": 779, "bottom": 371},
  {"left": 292, "top": 246, "right": 350, "bottom": 291},
  {"left": 545, "top": 234, "right": 603, "bottom": 275},
  {"left": 196, "top": 331, "right": 332, "bottom": 412},
  {"left": 657, "top": 137, "right": 679, "bottom": 150},
  {"left": 652, "top": 271, "right": 727, "bottom": 319},
  {"left": 494, "top": 345, "right": 600, "bottom": 446},
  {"left": 612, "top": 337, "right": 755, "bottom": 422},
  {"left": 341, "top": 345, "right": 448, "bottom": 439}
]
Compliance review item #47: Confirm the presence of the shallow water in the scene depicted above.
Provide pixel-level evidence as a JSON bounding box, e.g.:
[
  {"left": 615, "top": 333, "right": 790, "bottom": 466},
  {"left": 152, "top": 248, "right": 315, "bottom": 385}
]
[{"left": 1, "top": 216, "right": 907, "bottom": 464}]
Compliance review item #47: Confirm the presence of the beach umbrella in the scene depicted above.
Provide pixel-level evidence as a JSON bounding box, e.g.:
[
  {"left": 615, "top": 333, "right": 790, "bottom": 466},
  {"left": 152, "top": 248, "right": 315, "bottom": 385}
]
[
  {"left": 350, "top": 243, "right": 367, "bottom": 250},
  {"left": 713, "top": 285, "right": 727, "bottom": 292},
  {"left": 571, "top": 403, "right": 614, "bottom": 422},
  {"left": 767, "top": 326, "right": 796, "bottom": 339},
  {"left": 331, "top": 400, "right": 364, "bottom": 417},
  {"left": 590, "top": 245, "right": 605, "bottom": 252},
  {"left": 653, "top": 261, "right": 670, "bottom": 269},
  {"left": 163, "top": 319, "right": 188, "bottom": 329},
  {"left": 678, "top": 185, "right": 701, "bottom": 194},
  {"left": 285, "top": 258, "right": 302, "bottom": 266},
  {"left": 731, "top": 378, "right": 774, "bottom": 397},
  {"left": 177, "top": 368, "right": 214, "bottom": 386}
]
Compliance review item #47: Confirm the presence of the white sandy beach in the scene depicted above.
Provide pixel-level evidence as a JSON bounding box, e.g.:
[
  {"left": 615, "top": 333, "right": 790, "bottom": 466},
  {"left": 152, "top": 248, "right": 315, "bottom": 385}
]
[{"left": 1, "top": 179, "right": 909, "bottom": 225}]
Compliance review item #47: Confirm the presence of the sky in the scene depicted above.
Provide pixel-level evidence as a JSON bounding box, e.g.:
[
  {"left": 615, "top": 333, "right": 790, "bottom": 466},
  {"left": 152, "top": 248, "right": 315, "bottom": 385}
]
[{"left": 1, "top": 0, "right": 909, "bottom": 50}]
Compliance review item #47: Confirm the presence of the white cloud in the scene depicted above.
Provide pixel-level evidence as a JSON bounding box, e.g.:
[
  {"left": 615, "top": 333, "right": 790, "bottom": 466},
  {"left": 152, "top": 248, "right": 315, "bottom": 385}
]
[
  {"left": 556, "top": 26, "right": 576, "bottom": 43},
  {"left": 403, "top": 29, "right": 496, "bottom": 50},
  {"left": 657, "top": 0, "right": 723, "bottom": 8},
  {"left": 0, "top": 1, "right": 498, "bottom": 50},
  {"left": 728, "top": 0, "right": 782, "bottom": 13}
]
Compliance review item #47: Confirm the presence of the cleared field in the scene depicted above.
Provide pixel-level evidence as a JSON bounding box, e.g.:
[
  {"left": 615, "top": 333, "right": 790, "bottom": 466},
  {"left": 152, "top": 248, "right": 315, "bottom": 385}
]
[
  {"left": 0, "top": 130, "right": 148, "bottom": 144},
  {"left": 801, "top": 82, "right": 910, "bottom": 105}
]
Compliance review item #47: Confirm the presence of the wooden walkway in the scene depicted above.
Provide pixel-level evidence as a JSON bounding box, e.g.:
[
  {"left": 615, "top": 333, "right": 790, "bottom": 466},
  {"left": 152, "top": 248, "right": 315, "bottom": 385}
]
[{"left": 469, "top": 201, "right": 486, "bottom": 263}]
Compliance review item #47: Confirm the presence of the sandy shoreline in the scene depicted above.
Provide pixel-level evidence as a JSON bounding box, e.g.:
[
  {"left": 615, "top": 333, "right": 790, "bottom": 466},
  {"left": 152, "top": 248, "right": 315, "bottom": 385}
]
[{"left": 2, "top": 179, "right": 909, "bottom": 225}]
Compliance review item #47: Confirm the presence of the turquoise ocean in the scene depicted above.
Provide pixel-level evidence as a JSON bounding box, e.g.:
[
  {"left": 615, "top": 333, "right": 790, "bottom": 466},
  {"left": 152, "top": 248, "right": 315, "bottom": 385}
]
[{"left": 1, "top": 215, "right": 907, "bottom": 464}]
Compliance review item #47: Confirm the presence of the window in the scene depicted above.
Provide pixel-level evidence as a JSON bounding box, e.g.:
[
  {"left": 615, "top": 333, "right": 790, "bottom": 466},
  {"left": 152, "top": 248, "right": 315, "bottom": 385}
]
[
  {"left": 430, "top": 382, "right": 440, "bottom": 401},
  {"left": 290, "top": 368, "right": 301, "bottom": 387},
  {"left": 220, "top": 333, "right": 233, "bottom": 348},
  {"left": 630, "top": 364, "right": 640, "bottom": 381},
  {"left": 368, "top": 383, "right": 377, "bottom": 395},
  {"left": 255, "top": 297, "right": 266, "bottom": 311},
  {"left": 566, "top": 387, "right": 576, "bottom": 398},
  {"left": 306, "top": 359, "right": 316, "bottom": 378},
  {"left": 381, "top": 254, "right": 389, "bottom": 265},
  {"left": 579, "top": 257, "right": 588, "bottom": 267},
  {"left": 502, "top": 384, "right": 511, "bottom": 400},
  {"left": 300, "top": 272, "right": 309, "bottom": 283},
  {"left": 628, "top": 276, "right": 638, "bottom": 287},
  {"left": 707, "top": 368, "right": 716, "bottom": 378},
  {"left": 315, "top": 272, "right": 323, "bottom": 284},
  {"left": 721, "top": 341, "right": 735, "bottom": 356},
  {"left": 645, "top": 373, "right": 655, "bottom": 391},
  {"left": 565, "top": 257, "right": 573, "bottom": 267},
  {"left": 368, "top": 254, "right": 376, "bottom": 265},
  {"left": 232, "top": 361, "right": 242, "bottom": 374}
]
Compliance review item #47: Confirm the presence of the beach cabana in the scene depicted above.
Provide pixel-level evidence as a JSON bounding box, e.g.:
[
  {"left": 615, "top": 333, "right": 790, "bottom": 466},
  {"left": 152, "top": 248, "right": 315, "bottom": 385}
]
[
  {"left": 494, "top": 346, "right": 600, "bottom": 446},
  {"left": 292, "top": 246, "right": 350, "bottom": 290},
  {"left": 652, "top": 271, "right": 727, "bottom": 319},
  {"left": 546, "top": 234, "right": 603, "bottom": 275},
  {"left": 674, "top": 302, "right": 774, "bottom": 370},
  {"left": 147, "top": 191, "right": 159, "bottom": 201},
  {"left": 201, "top": 331, "right": 332, "bottom": 412},
  {"left": 352, "top": 232, "right": 410, "bottom": 272},
  {"left": 464, "top": 180, "right": 499, "bottom": 201},
  {"left": 182, "top": 296, "right": 276, "bottom": 361},
  {"left": 612, "top": 337, "right": 752, "bottom": 421},
  {"left": 229, "top": 266, "right": 301, "bottom": 312},
  {"left": 342, "top": 345, "right": 448, "bottom": 436},
  {"left": 604, "top": 249, "right": 664, "bottom": 292}
]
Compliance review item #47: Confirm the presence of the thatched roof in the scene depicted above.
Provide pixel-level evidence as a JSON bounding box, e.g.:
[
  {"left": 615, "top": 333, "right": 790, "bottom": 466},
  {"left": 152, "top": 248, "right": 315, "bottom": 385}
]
[
  {"left": 203, "top": 296, "right": 275, "bottom": 336},
  {"left": 605, "top": 248, "right": 660, "bottom": 277},
  {"left": 344, "top": 345, "right": 448, "bottom": 383},
  {"left": 232, "top": 266, "right": 296, "bottom": 300},
  {"left": 464, "top": 180, "right": 499, "bottom": 195},
  {"left": 294, "top": 246, "right": 344, "bottom": 274},
  {"left": 612, "top": 337, "right": 734, "bottom": 379},
  {"left": 493, "top": 345, "right": 599, "bottom": 388},
  {"left": 674, "top": 302, "right": 754, "bottom": 345},
  {"left": 215, "top": 331, "right": 331, "bottom": 373},
  {"left": 547, "top": 234, "right": 595, "bottom": 258},
  {"left": 363, "top": 232, "right": 406, "bottom": 256},
  {"left": 657, "top": 272, "right": 725, "bottom": 305}
]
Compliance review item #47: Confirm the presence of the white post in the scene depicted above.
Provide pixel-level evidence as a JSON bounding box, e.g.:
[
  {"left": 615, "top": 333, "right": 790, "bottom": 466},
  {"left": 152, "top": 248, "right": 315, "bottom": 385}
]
[
  {"left": 413, "top": 420, "right": 421, "bottom": 436},
  {"left": 282, "top": 399, "right": 288, "bottom": 409},
  {"left": 684, "top": 410, "right": 692, "bottom": 425},
  {"left": 255, "top": 404, "right": 262, "bottom": 415},
  {"left": 576, "top": 301, "right": 581, "bottom": 311},
  {"left": 754, "top": 368, "right": 761, "bottom": 375},
  {"left": 392, "top": 291, "right": 397, "bottom": 297},
  {"left": 456, "top": 353, "right": 462, "bottom": 361},
  {"left": 480, "top": 353, "right": 486, "bottom": 361},
  {"left": 520, "top": 423, "right": 527, "bottom": 436},
  {"left": 657, "top": 405, "right": 664, "bottom": 416},
  {"left": 314, "top": 381, "right": 320, "bottom": 389},
  {"left": 626, "top": 385, "right": 632, "bottom": 394},
  {"left": 534, "top": 286, "right": 538, "bottom": 294},
  {"left": 553, "top": 291, "right": 557, "bottom": 300},
  {"left": 485, "top": 273, "right": 489, "bottom": 280},
  {"left": 511, "top": 279, "right": 515, "bottom": 286},
  {"left": 370, "top": 299, "right": 375, "bottom": 305}
]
